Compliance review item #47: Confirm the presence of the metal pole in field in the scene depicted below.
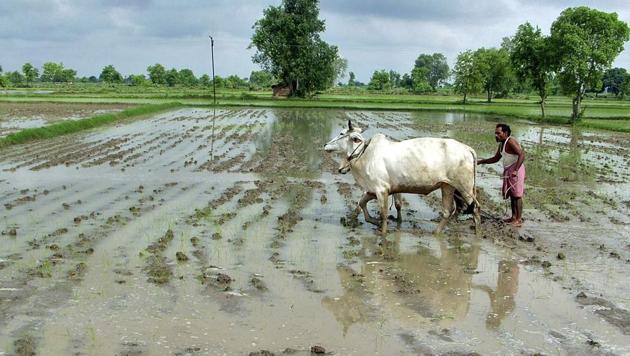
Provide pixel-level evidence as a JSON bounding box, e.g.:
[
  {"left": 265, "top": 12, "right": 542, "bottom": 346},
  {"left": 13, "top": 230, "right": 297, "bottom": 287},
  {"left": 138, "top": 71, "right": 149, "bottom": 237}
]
[
  {"left": 209, "top": 35, "right": 216, "bottom": 161},
  {"left": 209, "top": 35, "right": 216, "bottom": 105}
]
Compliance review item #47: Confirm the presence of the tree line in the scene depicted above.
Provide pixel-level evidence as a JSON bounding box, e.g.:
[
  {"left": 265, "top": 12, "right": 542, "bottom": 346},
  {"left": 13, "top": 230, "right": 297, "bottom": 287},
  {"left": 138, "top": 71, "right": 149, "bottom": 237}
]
[
  {"left": 2, "top": 1, "right": 629, "bottom": 121},
  {"left": 249, "top": 1, "right": 629, "bottom": 121},
  {"left": 0, "top": 62, "right": 276, "bottom": 90},
  {"left": 359, "top": 7, "right": 630, "bottom": 121}
]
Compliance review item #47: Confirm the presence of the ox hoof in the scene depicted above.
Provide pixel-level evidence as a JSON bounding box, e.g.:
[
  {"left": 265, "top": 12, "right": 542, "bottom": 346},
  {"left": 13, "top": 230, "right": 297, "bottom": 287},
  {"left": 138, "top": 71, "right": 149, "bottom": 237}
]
[{"left": 365, "top": 217, "right": 381, "bottom": 226}]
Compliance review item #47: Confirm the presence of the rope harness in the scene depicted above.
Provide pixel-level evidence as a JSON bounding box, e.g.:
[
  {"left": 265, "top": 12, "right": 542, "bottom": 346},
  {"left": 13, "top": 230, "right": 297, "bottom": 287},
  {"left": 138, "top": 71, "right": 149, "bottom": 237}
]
[{"left": 339, "top": 138, "right": 371, "bottom": 173}]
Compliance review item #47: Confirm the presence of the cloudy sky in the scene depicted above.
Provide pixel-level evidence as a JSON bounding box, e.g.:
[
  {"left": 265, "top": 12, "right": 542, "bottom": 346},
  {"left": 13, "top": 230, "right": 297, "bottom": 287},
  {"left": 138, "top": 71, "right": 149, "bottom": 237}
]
[{"left": 1, "top": 0, "right": 629, "bottom": 82}]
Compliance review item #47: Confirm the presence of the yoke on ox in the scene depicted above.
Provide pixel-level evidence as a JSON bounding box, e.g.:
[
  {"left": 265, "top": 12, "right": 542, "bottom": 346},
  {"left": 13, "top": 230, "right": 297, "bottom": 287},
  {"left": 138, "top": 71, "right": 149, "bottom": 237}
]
[{"left": 324, "top": 120, "right": 481, "bottom": 235}]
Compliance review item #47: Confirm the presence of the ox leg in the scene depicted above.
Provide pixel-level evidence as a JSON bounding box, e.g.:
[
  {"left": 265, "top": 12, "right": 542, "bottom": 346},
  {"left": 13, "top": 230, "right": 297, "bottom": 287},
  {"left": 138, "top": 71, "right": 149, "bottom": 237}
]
[
  {"left": 358, "top": 192, "right": 380, "bottom": 226},
  {"left": 377, "top": 191, "right": 389, "bottom": 235},
  {"left": 394, "top": 193, "right": 402, "bottom": 224},
  {"left": 473, "top": 198, "right": 481, "bottom": 236},
  {"left": 435, "top": 185, "right": 456, "bottom": 234}
]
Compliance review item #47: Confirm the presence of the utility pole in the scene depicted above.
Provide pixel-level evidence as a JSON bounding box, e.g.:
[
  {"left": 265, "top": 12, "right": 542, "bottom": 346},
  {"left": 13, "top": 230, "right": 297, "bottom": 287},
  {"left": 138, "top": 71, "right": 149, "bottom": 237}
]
[
  {"left": 209, "top": 35, "right": 216, "bottom": 105},
  {"left": 209, "top": 35, "right": 216, "bottom": 161}
]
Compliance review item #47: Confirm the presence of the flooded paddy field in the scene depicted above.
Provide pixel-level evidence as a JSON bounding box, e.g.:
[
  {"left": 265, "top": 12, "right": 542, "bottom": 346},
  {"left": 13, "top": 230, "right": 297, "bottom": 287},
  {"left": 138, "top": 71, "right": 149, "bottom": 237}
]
[
  {"left": 0, "top": 108, "right": 629, "bottom": 355},
  {"left": 0, "top": 102, "right": 135, "bottom": 137}
]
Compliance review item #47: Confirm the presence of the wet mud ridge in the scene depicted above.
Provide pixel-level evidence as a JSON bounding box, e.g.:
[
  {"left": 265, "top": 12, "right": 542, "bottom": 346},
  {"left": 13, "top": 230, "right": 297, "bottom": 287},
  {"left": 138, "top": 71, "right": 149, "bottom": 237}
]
[{"left": 0, "top": 107, "right": 629, "bottom": 355}]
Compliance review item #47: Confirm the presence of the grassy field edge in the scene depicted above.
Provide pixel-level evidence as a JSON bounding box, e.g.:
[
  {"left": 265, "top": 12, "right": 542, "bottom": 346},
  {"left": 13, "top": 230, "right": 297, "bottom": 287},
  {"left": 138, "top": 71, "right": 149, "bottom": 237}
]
[{"left": 0, "top": 102, "right": 182, "bottom": 148}]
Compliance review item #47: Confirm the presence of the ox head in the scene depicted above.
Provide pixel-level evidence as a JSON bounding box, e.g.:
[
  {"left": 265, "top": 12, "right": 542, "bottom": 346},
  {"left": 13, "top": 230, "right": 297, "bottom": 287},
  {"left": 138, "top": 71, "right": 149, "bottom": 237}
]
[{"left": 324, "top": 120, "right": 366, "bottom": 174}]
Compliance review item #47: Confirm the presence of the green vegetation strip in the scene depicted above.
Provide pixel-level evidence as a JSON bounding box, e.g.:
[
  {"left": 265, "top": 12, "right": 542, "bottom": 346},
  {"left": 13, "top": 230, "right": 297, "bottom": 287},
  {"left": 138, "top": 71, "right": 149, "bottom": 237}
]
[{"left": 0, "top": 102, "right": 181, "bottom": 148}]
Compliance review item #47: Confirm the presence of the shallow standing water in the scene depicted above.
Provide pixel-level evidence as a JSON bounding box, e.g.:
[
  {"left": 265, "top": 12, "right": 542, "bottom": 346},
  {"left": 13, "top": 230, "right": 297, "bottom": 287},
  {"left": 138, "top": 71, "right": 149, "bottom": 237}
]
[{"left": 0, "top": 108, "right": 629, "bottom": 355}]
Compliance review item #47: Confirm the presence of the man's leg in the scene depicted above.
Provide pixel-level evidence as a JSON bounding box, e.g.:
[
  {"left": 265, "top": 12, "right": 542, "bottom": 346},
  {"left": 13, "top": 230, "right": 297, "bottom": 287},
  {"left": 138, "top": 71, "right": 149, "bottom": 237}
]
[{"left": 514, "top": 197, "right": 523, "bottom": 223}]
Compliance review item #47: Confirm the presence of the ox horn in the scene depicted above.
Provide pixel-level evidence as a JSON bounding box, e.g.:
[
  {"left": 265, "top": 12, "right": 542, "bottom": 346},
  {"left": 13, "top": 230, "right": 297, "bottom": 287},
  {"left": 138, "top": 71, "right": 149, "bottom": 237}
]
[{"left": 348, "top": 120, "right": 353, "bottom": 131}]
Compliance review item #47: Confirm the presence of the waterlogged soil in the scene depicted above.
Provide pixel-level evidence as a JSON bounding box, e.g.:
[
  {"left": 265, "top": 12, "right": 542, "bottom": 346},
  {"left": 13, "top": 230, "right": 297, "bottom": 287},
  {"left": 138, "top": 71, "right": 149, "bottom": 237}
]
[
  {"left": 0, "top": 102, "right": 134, "bottom": 137},
  {"left": 0, "top": 108, "right": 629, "bottom": 355}
]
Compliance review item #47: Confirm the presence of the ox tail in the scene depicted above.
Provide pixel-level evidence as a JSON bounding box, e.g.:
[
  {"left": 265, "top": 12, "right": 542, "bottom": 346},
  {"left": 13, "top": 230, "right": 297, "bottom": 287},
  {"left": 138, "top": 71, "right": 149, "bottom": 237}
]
[{"left": 454, "top": 148, "right": 479, "bottom": 215}]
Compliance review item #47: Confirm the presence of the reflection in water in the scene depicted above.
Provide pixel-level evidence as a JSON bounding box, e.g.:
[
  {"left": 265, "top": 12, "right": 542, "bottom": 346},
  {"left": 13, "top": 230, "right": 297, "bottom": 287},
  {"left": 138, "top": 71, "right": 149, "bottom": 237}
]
[
  {"left": 253, "top": 109, "right": 334, "bottom": 178},
  {"left": 323, "top": 235, "right": 481, "bottom": 334},
  {"left": 475, "top": 260, "right": 519, "bottom": 329},
  {"left": 321, "top": 266, "right": 373, "bottom": 336}
]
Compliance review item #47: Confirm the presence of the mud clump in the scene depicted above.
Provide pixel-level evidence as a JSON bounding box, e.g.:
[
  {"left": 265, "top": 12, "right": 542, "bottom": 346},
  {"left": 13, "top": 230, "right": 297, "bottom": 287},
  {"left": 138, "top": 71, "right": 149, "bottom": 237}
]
[
  {"left": 144, "top": 255, "right": 173, "bottom": 284},
  {"left": 199, "top": 270, "right": 233, "bottom": 291},
  {"left": 310, "top": 345, "right": 326, "bottom": 354},
  {"left": 143, "top": 229, "right": 175, "bottom": 284},
  {"left": 557, "top": 252, "right": 566, "bottom": 260},
  {"left": 68, "top": 262, "right": 87, "bottom": 279},
  {"left": 249, "top": 350, "right": 274, "bottom": 356},
  {"left": 250, "top": 276, "right": 268, "bottom": 291},
  {"left": 176, "top": 251, "right": 189, "bottom": 262},
  {"left": 14, "top": 335, "right": 36, "bottom": 356},
  {"left": 211, "top": 232, "right": 222, "bottom": 240},
  {"left": 2, "top": 227, "right": 17, "bottom": 236},
  {"left": 190, "top": 236, "right": 200, "bottom": 247}
]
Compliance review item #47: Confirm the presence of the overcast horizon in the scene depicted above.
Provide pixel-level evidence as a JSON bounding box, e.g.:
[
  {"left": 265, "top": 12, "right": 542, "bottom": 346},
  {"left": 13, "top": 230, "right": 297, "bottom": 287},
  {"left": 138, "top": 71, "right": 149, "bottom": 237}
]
[{"left": 1, "top": 0, "right": 629, "bottom": 83}]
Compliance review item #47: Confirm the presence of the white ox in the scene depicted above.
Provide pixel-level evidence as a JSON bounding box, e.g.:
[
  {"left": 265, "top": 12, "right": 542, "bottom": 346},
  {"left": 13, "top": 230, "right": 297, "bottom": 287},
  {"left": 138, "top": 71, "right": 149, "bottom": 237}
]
[{"left": 324, "top": 121, "right": 480, "bottom": 235}]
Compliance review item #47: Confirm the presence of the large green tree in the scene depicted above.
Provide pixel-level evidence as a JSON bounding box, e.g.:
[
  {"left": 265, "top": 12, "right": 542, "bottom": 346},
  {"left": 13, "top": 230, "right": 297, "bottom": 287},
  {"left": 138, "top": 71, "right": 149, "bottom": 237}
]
[
  {"left": 602, "top": 67, "right": 627, "bottom": 96},
  {"left": 165, "top": 68, "right": 179, "bottom": 87},
  {"left": 413, "top": 53, "right": 450, "bottom": 91},
  {"left": 41, "top": 62, "right": 75, "bottom": 82},
  {"left": 147, "top": 64, "right": 167, "bottom": 85},
  {"left": 22, "top": 63, "right": 39, "bottom": 86},
  {"left": 178, "top": 69, "right": 197, "bottom": 86},
  {"left": 99, "top": 64, "right": 123, "bottom": 84},
  {"left": 250, "top": 0, "right": 339, "bottom": 97},
  {"left": 510, "top": 23, "right": 554, "bottom": 117},
  {"left": 474, "top": 48, "right": 513, "bottom": 102},
  {"left": 368, "top": 70, "right": 391, "bottom": 91},
  {"left": 249, "top": 70, "right": 275, "bottom": 89},
  {"left": 550, "top": 7, "right": 630, "bottom": 121},
  {"left": 453, "top": 50, "right": 483, "bottom": 104}
]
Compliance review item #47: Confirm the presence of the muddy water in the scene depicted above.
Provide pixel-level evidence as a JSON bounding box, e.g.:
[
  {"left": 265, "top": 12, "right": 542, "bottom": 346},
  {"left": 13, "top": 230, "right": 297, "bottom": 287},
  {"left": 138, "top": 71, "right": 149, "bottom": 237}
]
[
  {"left": 0, "top": 102, "right": 133, "bottom": 137},
  {"left": 1, "top": 108, "right": 629, "bottom": 355}
]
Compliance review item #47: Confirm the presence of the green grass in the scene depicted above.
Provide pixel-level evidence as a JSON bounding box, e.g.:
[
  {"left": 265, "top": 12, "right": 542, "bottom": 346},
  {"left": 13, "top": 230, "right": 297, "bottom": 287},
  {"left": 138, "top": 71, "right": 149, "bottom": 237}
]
[
  {"left": 2, "top": 85, "right": 630, "bottom": 132},
  {"left": 0, "top": 102, "right": 182, "bottom": 148}
]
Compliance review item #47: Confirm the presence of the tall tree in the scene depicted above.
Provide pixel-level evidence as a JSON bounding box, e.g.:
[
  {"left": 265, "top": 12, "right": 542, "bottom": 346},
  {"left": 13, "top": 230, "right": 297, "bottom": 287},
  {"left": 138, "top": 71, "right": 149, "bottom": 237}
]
[
  {"left": 411, "top": 67, "right": 432, "bottom": 93},
  {"left": 510, "top": 23, "right": 554, "bottom": 117},
  {"left": 178, "top": 69, "right": 197, "bottom": 86},
  {"left": 41, "top": 62, "right": 64, "bottom": 82},
  {"left": 368, "top": 70, "right": 391, "bottom": 91},
  {"left": 22, "top": 63, "right": 39, "bottom": 86},
  {"left": 474, "top": 48, "right": 513, "bottom": 102},
  {"left": 99, "top": 64, "right": 123, "bottom": 84},
  {"left": 332, "top": 57, "right": 348, "bottom": 86},
  {"left": 602, "top": 67, "right": 627, "bottom": 95},
  {"left": 620, "top": 72, "right": 630, "bottom": 98},
  {"left": 165, "top": 68, "right": 180, "bottom": 87},
  {"left": 127, "top": 74, "right": 147, "bottom": 86},
  {"left": 147, "top": 64, "right": 167, "bottom": 85},
  {"left": 6, "top": 71, "right": 25, "bottom": 86},
  {"left": 198, "top": 74, "right": 212, "bottom": 87},
  {"left": 249, "top": 70, "right": 274, "bottom": 89},
  {"left": 453, "top": 50, "right": 483, "bottom": 104},
  {"left": 550, "top": 6, "right": 630, "bottom": 122},
  {"left": 413, "top": 53, "right": 450, "bottom": 91},
  {"left": 347, "top": 71, "right": 356, "bottom": 86},
  {"left": 250, "top": 0, "right": 339, "bottom": 97}
]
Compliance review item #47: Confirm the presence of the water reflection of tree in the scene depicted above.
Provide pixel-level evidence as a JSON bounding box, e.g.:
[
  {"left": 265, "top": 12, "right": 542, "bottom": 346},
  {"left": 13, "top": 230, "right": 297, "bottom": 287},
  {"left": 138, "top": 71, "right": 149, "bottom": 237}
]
[
  {"left": 528, "top": 126, "right": 595, "bottom": 187},
  {"left": 252, "top": 109, "right": 335, "bottom": 179},
  {"left": 322, "top": 235, "right": 481, "bottom": 334}
]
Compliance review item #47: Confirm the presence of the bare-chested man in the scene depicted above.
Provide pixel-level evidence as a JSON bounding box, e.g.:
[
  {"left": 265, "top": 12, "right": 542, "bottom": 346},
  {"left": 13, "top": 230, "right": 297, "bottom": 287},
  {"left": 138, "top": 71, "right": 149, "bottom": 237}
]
[{"left": 477, "top": 124, "right": 526, "bottom": 227}]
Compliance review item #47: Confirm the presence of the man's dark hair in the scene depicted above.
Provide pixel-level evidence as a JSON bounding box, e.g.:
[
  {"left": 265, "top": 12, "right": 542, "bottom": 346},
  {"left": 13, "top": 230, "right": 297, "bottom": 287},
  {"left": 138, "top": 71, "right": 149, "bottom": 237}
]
[{"left": 496, "top": 123, "right": 511, "bottom": 136}]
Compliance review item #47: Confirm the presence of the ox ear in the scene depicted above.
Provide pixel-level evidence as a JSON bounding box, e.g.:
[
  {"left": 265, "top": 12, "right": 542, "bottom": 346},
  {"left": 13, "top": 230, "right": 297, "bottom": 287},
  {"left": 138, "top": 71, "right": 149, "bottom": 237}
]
[{"left": 348, "top": 120, "right": 353, "bottom": 131}]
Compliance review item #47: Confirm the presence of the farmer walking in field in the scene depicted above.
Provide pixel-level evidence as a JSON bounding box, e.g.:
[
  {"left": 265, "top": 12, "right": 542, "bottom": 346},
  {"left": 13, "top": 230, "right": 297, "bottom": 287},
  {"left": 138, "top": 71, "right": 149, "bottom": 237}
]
[{"left": 477, "top": 124, "right": 526, "bottom": 227}]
